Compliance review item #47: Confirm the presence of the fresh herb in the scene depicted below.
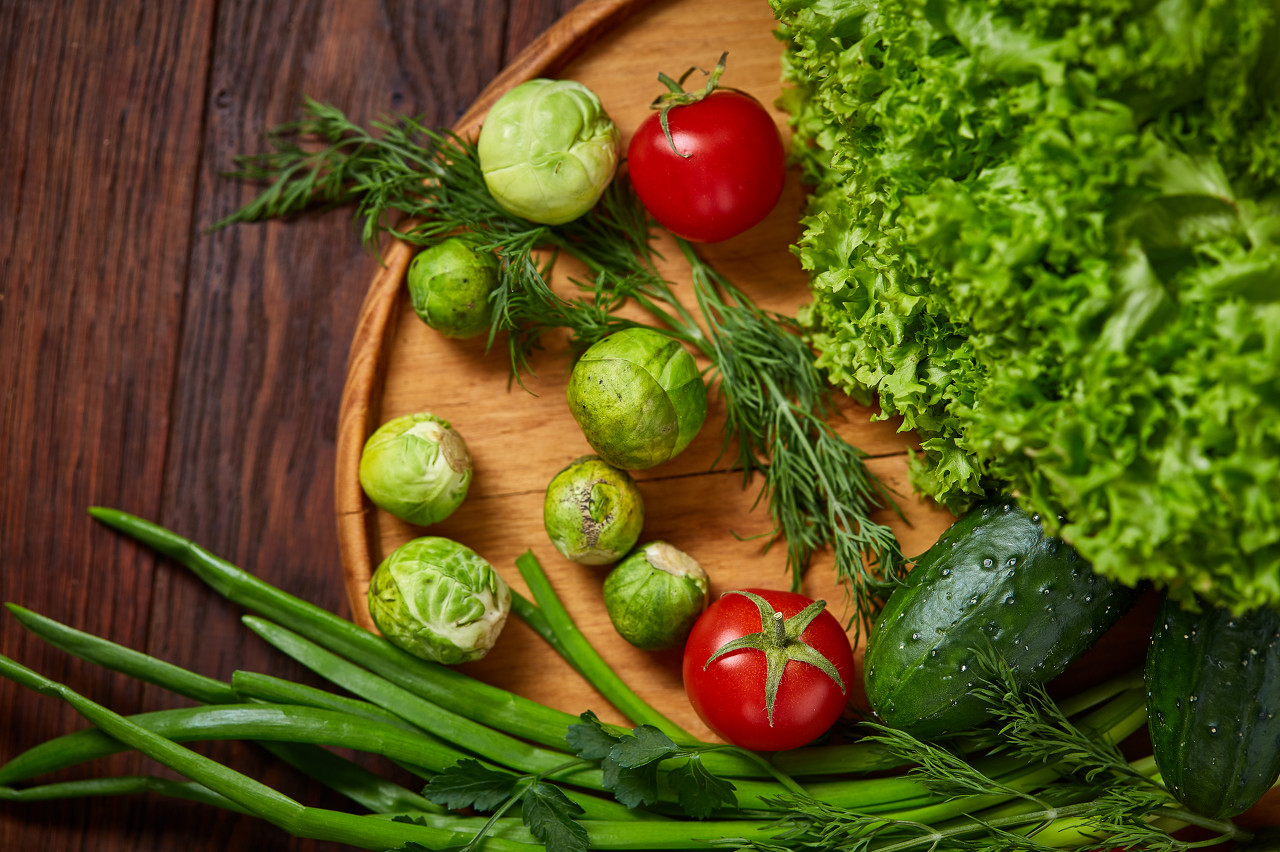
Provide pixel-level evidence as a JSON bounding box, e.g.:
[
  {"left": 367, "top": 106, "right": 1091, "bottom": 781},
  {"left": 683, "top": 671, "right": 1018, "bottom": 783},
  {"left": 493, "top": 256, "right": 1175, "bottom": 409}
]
[
  {"left": 423, "top": 758, "right": 590, "bottom": 852},
  {"left": 678, "top": 241, "right": 906, "bottom": 619},
  {"left": 567, "top": 711, "right": 741, "bottom": 817},
  {"left": 214, "top": 97, "right": 904, "bottom": 617}
]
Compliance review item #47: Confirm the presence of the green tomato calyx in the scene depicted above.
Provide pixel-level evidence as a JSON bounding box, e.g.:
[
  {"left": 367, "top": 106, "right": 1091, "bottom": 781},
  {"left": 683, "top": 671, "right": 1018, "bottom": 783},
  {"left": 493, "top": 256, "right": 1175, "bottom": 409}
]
[
  {"left": 703, "top": 590, "right": 846, "bottom": 726},
  {"left": 650, "top": 51, "right": 729, "bottom": 159}
]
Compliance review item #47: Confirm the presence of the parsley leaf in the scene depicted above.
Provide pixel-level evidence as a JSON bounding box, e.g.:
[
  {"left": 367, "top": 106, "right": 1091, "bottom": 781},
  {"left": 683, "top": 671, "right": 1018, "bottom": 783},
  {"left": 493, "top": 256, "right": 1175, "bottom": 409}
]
[
  {"left": 567, "top": 712, "right": 737, "bottom": 816},
  {"left": 565, "top": 710, "right": 620, "bottom": 759},
  {"left": 522, "top": 781, "right": 588, "bottom": 852},
  {"left": 422, "top": 758, "right": 519, "bottom": 812},
  {"left": 606, "top": 757, "right": 663, "bottom": 809},
  {"left": 610, "top": 724, "right": 680, "bottom": 767},
  {"left": 666, "top": 754, "right": 738, "bottom": 818}
]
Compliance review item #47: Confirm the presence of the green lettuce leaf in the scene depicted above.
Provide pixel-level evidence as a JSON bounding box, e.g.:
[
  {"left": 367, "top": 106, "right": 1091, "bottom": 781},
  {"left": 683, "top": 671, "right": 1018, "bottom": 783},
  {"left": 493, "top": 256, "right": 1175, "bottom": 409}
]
[{"left": 773, "top": 0, "right": 1280, "bottom": 612}]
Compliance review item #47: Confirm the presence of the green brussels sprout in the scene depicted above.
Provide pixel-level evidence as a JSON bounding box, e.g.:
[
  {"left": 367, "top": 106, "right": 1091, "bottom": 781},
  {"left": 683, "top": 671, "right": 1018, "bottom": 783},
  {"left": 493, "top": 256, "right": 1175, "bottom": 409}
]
[
  {"left": 477, "top": 78, "right": 618, "bottom": 225},
  {"left": 367, "top": 537, "right": 511, "bottom": 665},
  {"left": 543, "top": 455, "right": 644, "bottom": 565},
  {"left": 603, "top": 541, "right": 709, "bottom": 650},
  {"left": 407, "top": 238, "right": 500, "bottom": 339},
  {"left": 359, "top": 412, "right": 472, "bottom": 526},
  {"left": 566, "top": 327, "right": 707, "bottom": 470}
]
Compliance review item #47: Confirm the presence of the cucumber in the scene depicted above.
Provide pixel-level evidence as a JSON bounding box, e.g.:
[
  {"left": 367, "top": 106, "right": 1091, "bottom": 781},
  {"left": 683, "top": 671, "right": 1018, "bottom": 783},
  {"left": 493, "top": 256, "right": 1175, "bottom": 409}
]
[
  {"left": 864, "top": 500, "right": 1141, "bottom": 738},
  {"left": 1146, "top": 594, "right": 1280, "bottom": 819}
]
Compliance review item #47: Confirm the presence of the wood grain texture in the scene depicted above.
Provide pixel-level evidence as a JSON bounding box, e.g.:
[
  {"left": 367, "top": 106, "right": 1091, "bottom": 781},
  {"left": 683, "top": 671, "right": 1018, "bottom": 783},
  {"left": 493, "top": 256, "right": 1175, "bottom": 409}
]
[
  {"left": 2, "top": 2, "right": 1276, "bottom": 851},
  {"left": 0, "top": 1, "right": 583, "bottom": 850}
]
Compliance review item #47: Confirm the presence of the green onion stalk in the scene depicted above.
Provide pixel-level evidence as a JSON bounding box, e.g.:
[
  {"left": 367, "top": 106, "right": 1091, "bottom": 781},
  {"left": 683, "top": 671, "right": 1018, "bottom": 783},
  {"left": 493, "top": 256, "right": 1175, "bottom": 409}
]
[{"left": 0, "top": 509, "right": 1253, "bottom": 851}]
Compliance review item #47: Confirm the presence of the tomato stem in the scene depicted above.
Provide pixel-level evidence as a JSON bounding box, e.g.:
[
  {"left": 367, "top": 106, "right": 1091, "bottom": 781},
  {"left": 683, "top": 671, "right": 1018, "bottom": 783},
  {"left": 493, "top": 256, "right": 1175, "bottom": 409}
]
[{"left": 650, "top": 51, "right": 730, "bottom": 159}]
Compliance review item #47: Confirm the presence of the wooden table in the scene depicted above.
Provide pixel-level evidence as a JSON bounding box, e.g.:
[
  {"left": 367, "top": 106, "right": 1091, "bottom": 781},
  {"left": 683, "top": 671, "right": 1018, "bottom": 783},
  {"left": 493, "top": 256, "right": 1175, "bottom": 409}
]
[
  {"left": 6, "top": 2, "right": 1277, "bottom": 849},
  {"left": 1, "top": 2, "right": 585, "bottom": 849}
]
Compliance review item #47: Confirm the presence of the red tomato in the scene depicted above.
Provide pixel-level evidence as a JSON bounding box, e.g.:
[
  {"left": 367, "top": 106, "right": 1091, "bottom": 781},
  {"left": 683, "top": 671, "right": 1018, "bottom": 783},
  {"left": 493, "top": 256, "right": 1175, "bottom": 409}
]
[
  {"left": 626, "top": 88, "right": 785, "bottom": 243},
  {"left": 681, "top": 588, "right": 854, "bottom": 751}
]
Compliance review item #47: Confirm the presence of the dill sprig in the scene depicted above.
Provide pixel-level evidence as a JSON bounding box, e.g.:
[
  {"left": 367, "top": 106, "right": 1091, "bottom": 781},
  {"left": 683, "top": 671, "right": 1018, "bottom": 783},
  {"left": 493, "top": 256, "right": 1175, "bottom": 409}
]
[
  {"left": 677, "top": 240, "right": 905, "bottom": 630},
  {"left": 214, "top": 98, "right": 906, "bottom": 614},
  {"left": 965, "top": 650, "right": 1158, "bottom": 790},
  {"left": 741, "top": 667, "right": 1255, "bottom": 852},
  {"left": 213, "top": 97, "right": 445, "bottom": 246},
  {"left": 857, "top": 723, "right": 1041, "bottom": 806}
]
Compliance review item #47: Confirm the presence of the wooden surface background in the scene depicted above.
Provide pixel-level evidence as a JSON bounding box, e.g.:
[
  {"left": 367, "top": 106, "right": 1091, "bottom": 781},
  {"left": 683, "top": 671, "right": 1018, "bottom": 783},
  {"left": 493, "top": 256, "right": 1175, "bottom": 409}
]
[
  {"left": 0, "top": 2, "right": 586, "bottom": 849},
  {"left": 3, "top": 2, "right": 1275, "bottom": 850}
]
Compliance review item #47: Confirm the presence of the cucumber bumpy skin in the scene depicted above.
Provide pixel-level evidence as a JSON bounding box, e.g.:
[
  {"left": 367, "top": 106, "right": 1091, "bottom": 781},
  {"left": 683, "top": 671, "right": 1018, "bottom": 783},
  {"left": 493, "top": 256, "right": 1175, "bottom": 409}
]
[
  {"left": 1146, "top": 594, "right": 1280, "bottom": 819},
  {"left": 864, "top": 500, "right": 1142, "bottom": 739}
]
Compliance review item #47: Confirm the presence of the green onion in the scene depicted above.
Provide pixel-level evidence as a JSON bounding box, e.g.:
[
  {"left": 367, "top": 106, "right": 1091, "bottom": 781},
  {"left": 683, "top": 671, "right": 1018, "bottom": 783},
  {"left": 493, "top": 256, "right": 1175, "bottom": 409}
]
[
  {"left": 515, "top": 550, "right": 693, "bottom": 741},
  {"left": 242, "top": 615, "right": 599, "bottom": 783},
  {"left": 0, "top": 653, "right": 528, "bottom": 851},
  {"left": 88, "top": 506, "right": 593, "bottom": 749},
  {"left": 0, "top": 776, "right": 253, "bottom": 814},
  {"left": 0, "top": 703, "right": 472, "bottom": 785},
  {"left": 6, "top": 603, "right": 239, "bottom": 704},
  {"left": 4, "top": 602, "right": 443, "bottom": 814}
]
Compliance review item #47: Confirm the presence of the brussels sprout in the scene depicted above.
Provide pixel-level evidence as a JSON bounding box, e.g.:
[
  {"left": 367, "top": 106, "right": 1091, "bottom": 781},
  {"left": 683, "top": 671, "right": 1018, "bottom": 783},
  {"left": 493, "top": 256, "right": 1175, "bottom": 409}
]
[
  {"left": 367, "top": 537, "right": 511, "bottom": 665},
  {"left": 477, "top": 78, "right": 618, "bottom": 225},
  {"left": 603, "top": 542, "right": 709, "bottom": 650},
  {"left": 543, "top": 455, "right": 644, "bottom": 565},
  {"left": 359, "top": 413, "right": 472, "bottom": 526},
  {"left": 406, "top": 238, "right": 500, "bottom": 339},
  {"left": 566, "top": 327, "right": 707, "bottom": 470}
]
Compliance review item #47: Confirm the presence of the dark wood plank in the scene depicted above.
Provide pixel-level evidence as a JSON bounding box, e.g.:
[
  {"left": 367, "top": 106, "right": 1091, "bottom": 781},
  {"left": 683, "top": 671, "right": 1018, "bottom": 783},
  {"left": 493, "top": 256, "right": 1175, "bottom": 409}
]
[
  {"left": 1, "top": 2, "right": 217, "bottom": 850},
  {"left": 0, "top": 1, "right": 581, "bottom": 849}
]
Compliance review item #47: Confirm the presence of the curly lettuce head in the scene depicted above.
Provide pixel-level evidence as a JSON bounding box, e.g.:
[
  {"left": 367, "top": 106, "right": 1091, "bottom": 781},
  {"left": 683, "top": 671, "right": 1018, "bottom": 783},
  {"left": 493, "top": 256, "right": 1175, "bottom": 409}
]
[{"left": 774, "top": 0, "right": 1280, "bottom": 612}]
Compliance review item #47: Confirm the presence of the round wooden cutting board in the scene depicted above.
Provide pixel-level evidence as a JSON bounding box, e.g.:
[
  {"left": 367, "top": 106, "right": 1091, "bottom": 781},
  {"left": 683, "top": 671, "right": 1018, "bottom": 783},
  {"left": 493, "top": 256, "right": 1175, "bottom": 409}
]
[
  {"left": 330, "top": 0, "right": 1183, "bottom": 759},
  {"left": 333, "top": 0, "right": 960, "bottom": 738}
]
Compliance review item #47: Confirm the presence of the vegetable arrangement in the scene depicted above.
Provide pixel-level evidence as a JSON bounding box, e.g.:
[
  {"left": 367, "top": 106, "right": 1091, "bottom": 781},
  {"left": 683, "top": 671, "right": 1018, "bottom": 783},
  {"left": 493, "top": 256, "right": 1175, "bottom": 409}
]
[
  {"left": 5, "top": 7, "right": 1277, "bottom": 849},
  {"left": 0, "top": 509, "right": 1264, "bottom": 851},
  {"left": 213, "top": 58, "right": 905, "bottom": 625}
]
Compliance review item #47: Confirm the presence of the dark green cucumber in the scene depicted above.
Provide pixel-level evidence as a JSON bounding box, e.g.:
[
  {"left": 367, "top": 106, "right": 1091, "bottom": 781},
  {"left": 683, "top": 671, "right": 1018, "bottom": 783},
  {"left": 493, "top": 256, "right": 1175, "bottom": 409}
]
[
  {"left": 1146, "top": 594, "right": 1280, "bottom": 819},
  {"left": 864, "top": 500, "right": 1141, "bottom": 738}
]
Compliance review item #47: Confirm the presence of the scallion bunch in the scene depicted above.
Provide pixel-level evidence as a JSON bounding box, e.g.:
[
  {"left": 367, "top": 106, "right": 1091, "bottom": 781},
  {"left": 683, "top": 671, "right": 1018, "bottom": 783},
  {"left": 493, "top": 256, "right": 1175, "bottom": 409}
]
[{"left": 0, "top": 509, "right": 1255, "bottom": 851}]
